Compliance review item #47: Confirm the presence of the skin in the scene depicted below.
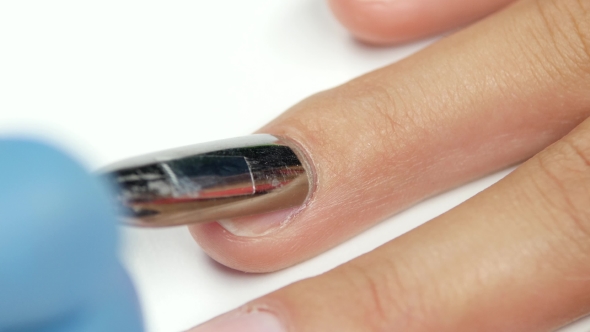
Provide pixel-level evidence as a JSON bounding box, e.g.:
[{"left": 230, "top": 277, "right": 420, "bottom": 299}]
[
  {"left": 327, "top": 0, "right": 515, "bottom": 44},
  {"left": 188, "top": 0, "right": 590, "bottom": 330}
]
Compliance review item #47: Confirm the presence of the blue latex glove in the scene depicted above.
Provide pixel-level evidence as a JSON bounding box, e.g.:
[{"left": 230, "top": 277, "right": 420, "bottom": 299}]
[{"left": 0, "top": 139, "right": 143, "bottom": 332}]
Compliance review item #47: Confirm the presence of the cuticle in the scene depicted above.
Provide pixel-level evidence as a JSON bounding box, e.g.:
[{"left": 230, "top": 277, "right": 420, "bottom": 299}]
[
  {"left": 241, "top": 300, "right": 294, "bottom": 332},
  {"left": 215, "top": 133, "right": 318, "bottom": 238},
  {"left": 274, "top": 134, "right": 318, "bottom": 227}
]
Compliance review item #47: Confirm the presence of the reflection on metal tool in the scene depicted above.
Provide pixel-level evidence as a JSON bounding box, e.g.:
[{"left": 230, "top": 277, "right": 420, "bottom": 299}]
[{"left": 101, "top": 135, "right": 311, "bottom": 227}]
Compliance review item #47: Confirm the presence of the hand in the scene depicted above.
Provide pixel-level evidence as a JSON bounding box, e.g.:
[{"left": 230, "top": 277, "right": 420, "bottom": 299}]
[
  {"left": 188, "top": 0, "right": 590, "bottom": 331},
  {"left": 0, "top": 140, "right": 143, "bottom": 331}
]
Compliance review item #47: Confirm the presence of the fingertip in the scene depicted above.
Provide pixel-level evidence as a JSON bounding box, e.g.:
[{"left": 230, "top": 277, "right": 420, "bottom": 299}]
[
  {"left": 327, "top": 0, "right": 513, "bottom": 45},
  {"left": 327, "top": 0, "right": 427, "bottom": 45},
  {"left": 189, "top": 223, "right": 262, "bottom": 273},
  {"left": 189, "top": 223, "right": 295, "bottom": 273}
]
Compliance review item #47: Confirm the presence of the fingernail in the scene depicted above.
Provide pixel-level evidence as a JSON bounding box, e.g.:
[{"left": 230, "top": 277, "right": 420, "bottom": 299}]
[
  {"left": 218, "top": 207, "right": 298, "bottom": 237},
  {"left": 356, "top": 0, "right": 396, "bottom": 3},
  {"left": 101, "top": 134, "right": 313, "bottom": 227},
  {"left": 187, "top": 309, "right": 286, "bottom": 332}
]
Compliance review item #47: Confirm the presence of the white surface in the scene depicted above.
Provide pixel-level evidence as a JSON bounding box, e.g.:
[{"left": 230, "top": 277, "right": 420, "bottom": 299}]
[{"left": 1, "top": 1, "right": 589, "bottom": 331}]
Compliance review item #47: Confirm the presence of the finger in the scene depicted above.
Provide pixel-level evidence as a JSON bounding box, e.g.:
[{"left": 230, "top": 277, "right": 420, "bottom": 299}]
[
  {"left": 327, "top": 0, "right": 515, "bottom": 44},
  {"left": 0, "top": 140, "right": 142, "bottom": 331},
  {"left": 189, "top": 104, "right": 590, "bottom": 331},
  {"left": 190, "top": 0, "right": 590, "bottom": 272}
]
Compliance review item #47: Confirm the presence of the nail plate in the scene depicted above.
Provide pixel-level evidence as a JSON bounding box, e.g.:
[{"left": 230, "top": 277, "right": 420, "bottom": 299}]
[
  {"left": 187, "top": 310, "right": 286, "bottom": 332},
  {"left": 101, "top": 135, "right": 311, "bottom": 227}
]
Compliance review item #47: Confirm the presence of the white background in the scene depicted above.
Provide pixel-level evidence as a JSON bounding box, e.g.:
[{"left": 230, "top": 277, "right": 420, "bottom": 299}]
[{"left": 1, "top": 1, "right": 589, "bottom": 331}]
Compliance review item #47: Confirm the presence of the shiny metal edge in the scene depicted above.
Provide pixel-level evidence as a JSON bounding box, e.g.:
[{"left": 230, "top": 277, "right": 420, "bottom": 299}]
[
  {"left": 100, "top": 134, "right": 279, "bottom": 173},
  {"left": 101, "top": 135, "right": 312, "bottom": 227}
]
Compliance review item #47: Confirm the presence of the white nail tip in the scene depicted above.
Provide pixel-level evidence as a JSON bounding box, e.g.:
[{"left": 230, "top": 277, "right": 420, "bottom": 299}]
[
  {"left": 217, "top": 208, "right": 297, "bottom": 237},
  {"left": 188, "top": 310, "right": 286, "bottom": 332}
]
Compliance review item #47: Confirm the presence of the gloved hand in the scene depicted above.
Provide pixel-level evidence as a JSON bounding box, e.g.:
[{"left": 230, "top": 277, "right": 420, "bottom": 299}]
[{"left": 0, "top": 139, "right": 143, "bottom": 332}]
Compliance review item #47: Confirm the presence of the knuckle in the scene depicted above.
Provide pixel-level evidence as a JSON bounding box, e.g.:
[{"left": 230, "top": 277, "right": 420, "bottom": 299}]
[
  {"left": 362, "top": 84, "right": 412, "bottom": 158},
  {"left": 528, "top": 120, "right": 590, "bottom": 251},
  {"left": 533, "top": 0, "right": 590, "bottom": 77},
  {"left": 345, "top": 80, "right": 406, "bottom": 138},
  {"left": 338, "top": 255, "right": 438, "bottom": 331},
  {"left": 342, "top": 78, "right": 429, "bottom": 161}
]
